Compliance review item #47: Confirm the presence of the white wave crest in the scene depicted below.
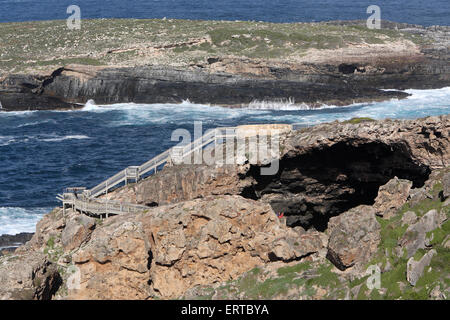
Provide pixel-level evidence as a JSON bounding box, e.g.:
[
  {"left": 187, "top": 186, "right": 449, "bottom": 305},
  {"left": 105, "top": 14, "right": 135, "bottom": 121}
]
[
  {"left": 17, "top": 119, "right": 56, "bottom": 128},
  {"left": 247, "top": 98, "right": 312, "bottom": 110},
  {"left": 0, "top": 134, "right": 90, "bottom": 145},
  {"left": 0, "top": 135, "right": 16, "bottom": 146},
  {"left": 246, "top": 98, "right": 364, "bottom": 110},
  {"left": 0, "top": 207, "right": 50, "bottom": 236},
  {"left": 40, "top": 135, "right": 90, "bottom": 142},
  {"left": 81, "top": 99, "right": 100, "bottom": 111}
]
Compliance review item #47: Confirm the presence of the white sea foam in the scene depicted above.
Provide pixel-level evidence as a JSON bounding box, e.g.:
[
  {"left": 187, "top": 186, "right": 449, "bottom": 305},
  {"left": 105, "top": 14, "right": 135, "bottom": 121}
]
[
  {"left": 0, "top": 135, "right": 16, "bottom": 146},
  {"left": 0, "top": 134, "right": 90, "bottom": 145},
  {"left": 101, "top": 87, "right": 450, "bottom": 126},
  {"left": 0, "top": 110, "right": 38, "bottom": 117},
  {"left": 76, "top": 88, "right": 450, "bottom": 124},
  {"left": 40, "top": 135, "right": 90, "bottom": 142},
  {"left": 0, "top": 207, "right": 49, "bottom": 236},
  {"left": 17, "top": 119, "right": 56, "bottom": 128},
  {"left": 1, "top": 87, "right": 449, "bottom": 235},
  {"left": 3, "top": 87, "right": 447, "bottom": 122},
  {"left": 246, "top": 98, "right": 350, "bottom": 110},
  {"left": 81, "top": 99, "right": 101, "bottom": 111}
]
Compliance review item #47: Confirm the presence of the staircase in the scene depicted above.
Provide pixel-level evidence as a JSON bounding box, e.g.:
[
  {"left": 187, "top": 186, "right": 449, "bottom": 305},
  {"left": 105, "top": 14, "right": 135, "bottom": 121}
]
[
  {"left": 58, "top": 126, "right": 238, "bottom": 217},
  {"left": 58, "top": 123, "right": 299, "bottom": 217}
]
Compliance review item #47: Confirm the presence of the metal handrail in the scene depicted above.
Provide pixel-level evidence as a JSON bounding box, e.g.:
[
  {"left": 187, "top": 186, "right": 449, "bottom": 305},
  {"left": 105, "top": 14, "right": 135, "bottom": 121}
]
[
  {"left": 86, "top": 127, "right": 237, "bottom": 198},
  {"left": 60, "top": 124, "right": 289, "bottom": 217}
]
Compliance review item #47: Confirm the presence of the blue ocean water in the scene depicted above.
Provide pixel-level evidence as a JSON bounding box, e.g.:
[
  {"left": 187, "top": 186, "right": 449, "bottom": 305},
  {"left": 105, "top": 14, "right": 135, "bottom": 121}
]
[
  {"left": 1, "top": 88, "right": 450, "bottom": 235},
  {"left": 0, "top": 0, "right": 449, "bottom": 26},
  {"left": 0, "top": 1, "right": 449, "bottom": 235}
]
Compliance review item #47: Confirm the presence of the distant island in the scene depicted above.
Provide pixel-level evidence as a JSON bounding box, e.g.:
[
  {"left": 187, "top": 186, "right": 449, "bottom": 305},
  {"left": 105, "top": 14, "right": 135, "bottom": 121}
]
[{"left": 0, "top": 19, "right": 449, "bottom": 110}]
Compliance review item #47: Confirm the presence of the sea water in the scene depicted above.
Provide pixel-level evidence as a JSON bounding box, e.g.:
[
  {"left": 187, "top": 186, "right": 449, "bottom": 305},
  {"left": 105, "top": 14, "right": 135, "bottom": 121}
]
[
  {"left": 0, "top": 0, "right": 448, "bottom": 26},
  {"left": 0, "top": 87, "right": 449, "bottom": 235}
]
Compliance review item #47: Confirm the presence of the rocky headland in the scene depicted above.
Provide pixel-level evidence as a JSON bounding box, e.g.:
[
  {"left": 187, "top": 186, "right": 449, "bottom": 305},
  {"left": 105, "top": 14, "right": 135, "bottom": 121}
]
[
  {"left": 0, "top": 19, "right": 449, "bottom": 110},
  {"left": 0, "top": 115, "right": 448, "bottom": 300},
  {"left": 0, "top": 233, "right": 34, "bottom": 256}
]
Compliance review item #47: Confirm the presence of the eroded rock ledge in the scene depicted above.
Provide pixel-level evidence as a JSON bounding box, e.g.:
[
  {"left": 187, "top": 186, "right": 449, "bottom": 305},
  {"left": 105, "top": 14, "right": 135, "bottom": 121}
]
[
  {"left": 0, "top": 20, "right": 448, "bottom": 111},
  {"left": 106, "top": 115, "right": 449, "bottom": 230},
  {"left": 0, "top": 115, "right": 448, "bottom": 300},
  {"left": 0, "top": 64, "right": 409, "bottom": 111}
]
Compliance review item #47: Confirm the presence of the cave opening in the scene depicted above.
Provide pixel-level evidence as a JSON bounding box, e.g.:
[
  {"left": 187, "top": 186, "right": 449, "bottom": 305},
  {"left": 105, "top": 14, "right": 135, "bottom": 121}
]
[
  {"left": 338, "top": 63, "right": 358, "bottom": 74},
  {"left": 240, "top": 141, "right": 430, "bottom": 232},
  {"left": 338, "top": 63, "right": 366, "bottom": 74},
  {"left": 146, "top": 202, "right": 159, "bottom": 207}
]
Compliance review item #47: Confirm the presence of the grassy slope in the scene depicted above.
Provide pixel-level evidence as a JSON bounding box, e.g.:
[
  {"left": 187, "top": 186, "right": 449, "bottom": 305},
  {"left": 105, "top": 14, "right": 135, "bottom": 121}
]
[{"left": 0, "top": 19, "right": 426, "bottom": 73}]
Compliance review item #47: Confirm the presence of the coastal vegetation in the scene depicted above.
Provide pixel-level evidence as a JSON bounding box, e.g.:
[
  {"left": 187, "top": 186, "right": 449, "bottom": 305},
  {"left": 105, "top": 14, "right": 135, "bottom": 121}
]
[
  {"left": 0, "top": 18, "right": 428, "bottom": 73},
  {"left": 185, "top": 177, "right": 449, "bottom": 300}
]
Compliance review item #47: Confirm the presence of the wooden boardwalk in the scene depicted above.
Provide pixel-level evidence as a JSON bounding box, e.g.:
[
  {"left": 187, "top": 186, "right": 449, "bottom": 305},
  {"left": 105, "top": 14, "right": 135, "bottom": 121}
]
[
  {"left": 59, "top": 127, "right": 238, "bottom": 217},
  {"left": 58, "top": 124, "right": 298, "bottom": 217},
  {"left": 57, "top": 191, "right": 149, "bottom": 217}
]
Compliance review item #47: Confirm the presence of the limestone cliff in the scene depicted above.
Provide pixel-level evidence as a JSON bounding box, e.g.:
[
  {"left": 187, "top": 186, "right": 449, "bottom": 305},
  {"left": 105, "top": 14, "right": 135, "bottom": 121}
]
[
  {"left": 0, "top": 115, "right": 448, "bottom": 300},
  {"left": 0, "top": 20, "right": 448, "bottom": 111}
]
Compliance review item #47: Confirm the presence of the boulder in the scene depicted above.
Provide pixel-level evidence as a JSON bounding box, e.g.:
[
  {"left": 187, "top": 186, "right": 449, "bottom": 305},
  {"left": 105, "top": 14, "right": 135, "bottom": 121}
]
[
  {"left": 70, "top": 217, "right": 151, "bottom": 300},
  {"left": 374, "top": 177, "right": 413, "bottom": 219},
  {"left": 442, "top": 172, "right": 450, "bottom": 199},
  {"left": 429, "top": 285, "right": 447, "bottom": 300},
  {"left": 61, "top": 214, "right": 96, "bottom": 251},
  {"left": 408, "top": 187, "right": 433, "bottom": 207},
  {"left": 326, "top": 205, "right": 381, "bottom": 271},
  {"left": 399, "top": 209, "right": 447, "bottom": 258},
  {"left": 401, "top": 211, "right": 418, "bottom": 226},
  {"left": 443, "top": 235, "right": 450, "bottom": 249},
  {"left": 0, "top": 252, "right": 61, "bottom": 300},
  {"left": 406, "top": 249, "right": 436, "bottom": 286},
  {"left": 66, "top": 195, "right": 322, "bottom": 300},
  {"left": 142, "top": 195, "right": 286, "bottom": 299},
  {"left": 270, "top": 228, "right": 323, "bottom": 262},
  {"left": 16, "top": 208, "right": 65, "bottom": 253}
]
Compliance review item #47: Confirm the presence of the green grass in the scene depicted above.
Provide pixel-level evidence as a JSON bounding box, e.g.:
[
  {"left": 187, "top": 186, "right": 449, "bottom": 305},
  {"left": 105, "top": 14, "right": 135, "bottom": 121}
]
[
  {"left": 343, "top": 117, "right": 376, "bottom": 124},
  {"left": 277, "top": 261, "right": 311, "bottom": 276},
  {"left": 0, "top": 18, "right": 427, "bottom": 73},
  {"left": 306, "top": 262, "right": 340, "bottom": 288},
  {"left": 46, "top": 236, "right": 55, "bottom": 249},
  {"left": 196, "top": 259, "right": 349, "bottom": 300},
  {"left": 362, "top": 175, "right": 450, "bottom": 300},
  {"left": 183, "top": 169, "right": 450, "bottom": 301},
  {"left": 43, "top": 235, "right": 63, "bottom": 262},
  {"left": 426, "top": 220, "right": 450, "bottom": 246},
  {"left": 377, "top": 214, "right": 408, "bottom": 252},
  {"left": 413, "top": 248, "right": 427, "bottom": 261},
  {"left": 204, "top": 262, "right": 312, "bottom": 299}
]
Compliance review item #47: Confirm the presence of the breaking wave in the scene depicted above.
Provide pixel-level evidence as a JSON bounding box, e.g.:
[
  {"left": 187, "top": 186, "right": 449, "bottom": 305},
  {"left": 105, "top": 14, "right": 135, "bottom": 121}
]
[
  {"left": 0, "top": 87, "right": 449, "bottom": 235},
  {"left": 0, "top": 207, "right": 49, "bottom": 236}
]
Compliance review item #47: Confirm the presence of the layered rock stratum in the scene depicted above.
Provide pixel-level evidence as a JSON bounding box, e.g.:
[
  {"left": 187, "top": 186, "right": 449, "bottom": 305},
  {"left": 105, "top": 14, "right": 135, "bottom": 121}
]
[
  {"left": 0, "top": 19, "right": 449, "bottom": 110},
  {"left": 0, "top": 115, "right": 448, "bottom": 300}
]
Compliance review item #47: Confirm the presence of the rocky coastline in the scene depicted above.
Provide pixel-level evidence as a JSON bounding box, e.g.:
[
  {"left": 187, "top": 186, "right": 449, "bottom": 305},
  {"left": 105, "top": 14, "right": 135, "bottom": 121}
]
[
  {"left": 0, "top": 19, "right": 449, "bottom": 111},
  {"left": 0, "top": 233, "right": 34, "bottom": 256},
  {"left": 0, "top": 17, "right": 449, "bottom": 301},
  {"left": 0, "top": 115, "right": 448, "bottom": 300}
]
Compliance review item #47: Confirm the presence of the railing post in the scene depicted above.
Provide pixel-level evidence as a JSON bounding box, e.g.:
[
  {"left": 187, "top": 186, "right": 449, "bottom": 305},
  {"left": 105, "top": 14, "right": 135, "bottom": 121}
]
[{"left": 215, "top": 128, "right": 219, "bottom": 147}]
